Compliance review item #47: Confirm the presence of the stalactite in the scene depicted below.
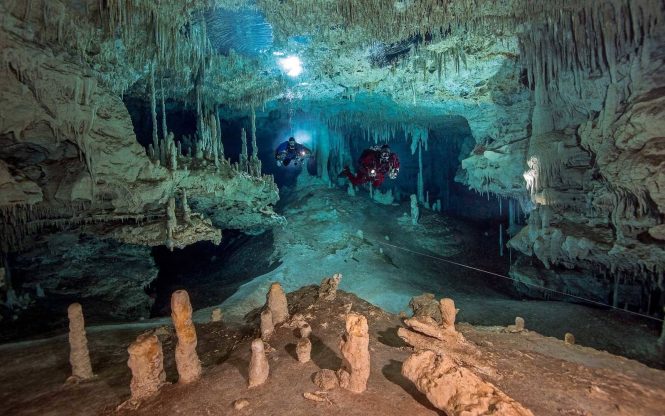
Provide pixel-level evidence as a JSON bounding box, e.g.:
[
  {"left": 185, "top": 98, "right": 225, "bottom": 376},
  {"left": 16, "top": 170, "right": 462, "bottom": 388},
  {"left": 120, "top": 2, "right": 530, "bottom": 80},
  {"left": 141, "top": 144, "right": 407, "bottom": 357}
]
[
  {"left": 149, "top": 62, "right": 160, "bottom": 162},
  {"left": 417, "top": 139, "right": 424, "bottom": 204},
  {"left": 160, "top": 75, "right": 168, "bottom": 142}
]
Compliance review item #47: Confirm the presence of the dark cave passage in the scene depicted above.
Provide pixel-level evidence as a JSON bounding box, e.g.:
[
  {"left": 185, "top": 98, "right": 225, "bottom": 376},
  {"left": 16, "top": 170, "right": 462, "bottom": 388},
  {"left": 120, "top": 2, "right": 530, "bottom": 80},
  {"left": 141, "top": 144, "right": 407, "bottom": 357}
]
[{"left": 147, "top": 230, "right": 281, "bottom": 318}]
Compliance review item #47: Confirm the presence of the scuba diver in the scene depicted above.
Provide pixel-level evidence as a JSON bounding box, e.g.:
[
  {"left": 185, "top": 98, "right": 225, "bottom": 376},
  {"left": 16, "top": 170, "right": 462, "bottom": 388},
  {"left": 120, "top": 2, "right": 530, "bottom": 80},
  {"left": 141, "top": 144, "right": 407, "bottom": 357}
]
[
  {"left": 338, "top": 144, "right": 400, "bottom": 187},
  {"left": 275, "top": 136, "right": 312, "bottom": 167}
]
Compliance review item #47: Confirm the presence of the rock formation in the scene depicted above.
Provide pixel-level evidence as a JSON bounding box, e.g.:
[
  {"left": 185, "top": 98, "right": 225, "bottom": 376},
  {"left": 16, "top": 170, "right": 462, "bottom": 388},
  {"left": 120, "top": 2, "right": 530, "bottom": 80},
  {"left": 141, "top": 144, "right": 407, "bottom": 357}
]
[
  {"left": 248, "top": 339, "right": 269, "bottom": 387},
  {"left": 318, "top": 273, "right": 342, "bottom": 301},
  {"left": 410, "top": 195, "right": 419, "bottom": 225},
  {"left": 505, "top": 317, "right": 525, "bottom": 333},
  {"left": 126, "top": 333, "right": 166, "bottom": 402},
  {"left": 313, "top": 369, "right": 339, "bottom": 391},
  {"left": 337, "top": 313, "right": 370, "bottom": 393},
  {"left": 171, "top": 290, "right": 201, "bottom": 384},
  {"left": 0, "top": 0, "right": 286, "bottom": 324},
  {"left": 439, "top": 298, "right": 457, "bottom": 333},
  {"left": 298, "top": 323, "right": 312, "bottom": 339},
  {"left": 210, "top": 308, "right": 223, "bottom": 323},
  {"left": 266, "top": 283, "right": 289, "bottom": 325},
  {"left": 260, "top": 309, "right": 274, "bottom": 340},
  {"left": 402, "top": 350, "right": 534, "bottom": 416},
  {"left": 409, "top": 293, "right": 442, "bottom": 323},
  {"left": 67, "top": 303, "right": 93, "bottom": 382},
  {"left": 564, "top": 333, "right": 576, "bottom": 345},
  {"left": 296, "top": 338, "right": 312, "bottom": 363}
]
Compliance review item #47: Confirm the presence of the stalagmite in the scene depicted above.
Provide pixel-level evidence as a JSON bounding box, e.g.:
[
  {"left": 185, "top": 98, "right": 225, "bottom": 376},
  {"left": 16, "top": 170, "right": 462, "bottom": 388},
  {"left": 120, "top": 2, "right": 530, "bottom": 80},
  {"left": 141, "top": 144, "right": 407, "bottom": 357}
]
[
  {"left": 215, "top": 109, "right": 224, "bottom": 159},
  {"left": 506, "top": 317, "right": 525, "bottom": 333},
  {"left": 67, "top": 303, "right": 94, "bottom": 382},
  {"left": 165, "top": 197, "right": 176, "bottom": 251},
  {"left": 659, "top": 307, "right": 665, "bottom": 349},
  {"left": 318, "top": 273, "right": 342, "bottom": 301},
  {"left": 168, "top": 133, "right": 177, "bottom": 170},
  {"left": 402, "top": 350, "right": 534, "bottom": 415},
  {"left": 240, "top": 128, "right": 248, "bottom": 173},
  {"left": 314, "top": 369, "right": 339, "bottom": 390},
  {"left": 299, "top": 323, "right": 312, "bottom": 339},
  {"left": 410, "top": 194, "right": 419, "bottom": 225},
  {"left": 248, "top": 339, "right": 269, "bottom": 387},
  {"left": 210, "top": 308, "right": 223, "bottom": 322},
  {"left": 564, "top": 333, "right": 576, "bottom": 345},
  {"left": 337, "top": 313, "right": 370, "bottom": 393},
  {"left": 260, "top": 309, "right": 274, "bottom": 340},
  {"left": 250, "top": 107, "right": 261, "bottom": 175},
  {"left": 126, "top": 333, "right": 166, "bottom": 402},
  {"left": 296, "top": 338, "right": 312, "bottom": 363},
  {"left": 440, "top": 298, "right": 457, "bottom": 333},
  {"left": 266, "top": 282, "right": 289, "bottom": 325},
  {"left": 181, "top": 189, "right": 191, "bottom": 224},
  {"left": 171, "top": 290, "right": 201, "bottom": 384}
]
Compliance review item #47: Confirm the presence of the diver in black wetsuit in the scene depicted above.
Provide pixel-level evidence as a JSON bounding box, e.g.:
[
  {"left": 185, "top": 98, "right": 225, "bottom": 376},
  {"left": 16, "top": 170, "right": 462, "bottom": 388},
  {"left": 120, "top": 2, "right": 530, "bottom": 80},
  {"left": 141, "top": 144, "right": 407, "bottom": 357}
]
[{"left": 275, "top": 137, "right": 312, "bottom": 167}]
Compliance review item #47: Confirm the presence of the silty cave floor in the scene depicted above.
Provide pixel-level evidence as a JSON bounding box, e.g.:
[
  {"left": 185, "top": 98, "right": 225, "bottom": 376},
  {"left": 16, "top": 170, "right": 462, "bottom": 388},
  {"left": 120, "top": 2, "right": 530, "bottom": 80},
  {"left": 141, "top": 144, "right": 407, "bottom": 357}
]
[{"left": 1, "top": 286, "right": 664, "bottom": 416}]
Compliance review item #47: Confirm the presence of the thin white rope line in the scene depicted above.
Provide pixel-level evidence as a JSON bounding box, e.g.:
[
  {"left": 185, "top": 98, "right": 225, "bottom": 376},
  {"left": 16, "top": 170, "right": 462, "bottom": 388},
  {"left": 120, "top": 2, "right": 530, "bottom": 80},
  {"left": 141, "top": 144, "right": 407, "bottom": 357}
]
[{"left": 376, "top": 240, "right": 664, "bottom": 323}]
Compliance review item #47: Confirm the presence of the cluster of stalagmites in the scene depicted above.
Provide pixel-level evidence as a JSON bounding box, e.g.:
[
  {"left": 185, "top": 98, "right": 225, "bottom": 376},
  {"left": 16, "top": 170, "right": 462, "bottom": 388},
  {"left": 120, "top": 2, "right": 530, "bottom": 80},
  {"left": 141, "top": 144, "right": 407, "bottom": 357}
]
[
  {"left": 252, "top": 275, "right": 371, "bottom": 396},
  {"left": 61, "top": 276, "right": 540, "bottom": 414}
]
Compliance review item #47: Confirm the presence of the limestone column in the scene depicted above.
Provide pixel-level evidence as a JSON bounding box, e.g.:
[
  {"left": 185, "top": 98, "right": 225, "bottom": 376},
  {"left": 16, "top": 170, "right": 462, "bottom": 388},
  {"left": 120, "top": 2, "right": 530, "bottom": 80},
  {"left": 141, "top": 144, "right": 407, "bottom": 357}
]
[
  {"left": 439, "top": 298, "right": 457, "bottom": 333},
  {"left": 240, "top": 128, "right": 248, "bottom": 172},
  {"left": 67, "top": 303, "right": 94, "bottom": 381},
  {"left": 248, "top": 339, "right": 269, "bottom": 387},
  {"left": 127, "top": 333, "right": 166, "bottom": 401},
  {"left": 337, "top": 313, "right": 370, "bottom": 393},
  {"left": 171, "top": 290, "right": 201, "bottom": 383},
  {"left": 260, "top": 309, "right": 274, "bottom": 340},
  {"left": 266, "top": 282, "right": 289, "bottom": 325}
]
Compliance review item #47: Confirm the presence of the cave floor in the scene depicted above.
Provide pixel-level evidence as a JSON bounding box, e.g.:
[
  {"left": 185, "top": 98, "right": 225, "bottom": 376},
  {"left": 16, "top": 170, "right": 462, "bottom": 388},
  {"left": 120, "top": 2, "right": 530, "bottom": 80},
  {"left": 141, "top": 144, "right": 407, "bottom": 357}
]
[
  {"left": 1, "top": 287, "right": 664, "bottom": 416},
  {"left": 207, "top": 176, "right": 663, "bottom": 368}
]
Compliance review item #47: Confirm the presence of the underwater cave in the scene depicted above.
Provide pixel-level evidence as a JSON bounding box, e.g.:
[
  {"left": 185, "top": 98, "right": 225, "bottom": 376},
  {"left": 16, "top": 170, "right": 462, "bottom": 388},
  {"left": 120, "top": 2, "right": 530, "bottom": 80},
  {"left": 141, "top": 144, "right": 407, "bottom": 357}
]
[{"left": 1, "top": 1, "right": 665, "bottom": 415}]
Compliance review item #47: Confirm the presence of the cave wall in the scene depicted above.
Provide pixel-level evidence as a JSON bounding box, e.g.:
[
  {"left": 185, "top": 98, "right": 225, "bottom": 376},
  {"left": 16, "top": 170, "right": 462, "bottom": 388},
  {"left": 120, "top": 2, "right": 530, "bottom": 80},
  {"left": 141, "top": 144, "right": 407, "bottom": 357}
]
[
  {"left": 459, "top": 3, "right": 665, "bottom": 314},
  {"left": 0, "top": 1, "right": 285, "bottom": 327}
]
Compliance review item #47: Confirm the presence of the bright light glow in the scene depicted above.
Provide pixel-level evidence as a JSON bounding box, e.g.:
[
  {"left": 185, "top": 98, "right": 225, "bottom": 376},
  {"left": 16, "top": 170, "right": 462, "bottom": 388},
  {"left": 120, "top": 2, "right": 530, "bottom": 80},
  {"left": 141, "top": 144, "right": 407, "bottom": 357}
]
[{"left": 278, "top": 55, "right": 303, "bottom": 77}]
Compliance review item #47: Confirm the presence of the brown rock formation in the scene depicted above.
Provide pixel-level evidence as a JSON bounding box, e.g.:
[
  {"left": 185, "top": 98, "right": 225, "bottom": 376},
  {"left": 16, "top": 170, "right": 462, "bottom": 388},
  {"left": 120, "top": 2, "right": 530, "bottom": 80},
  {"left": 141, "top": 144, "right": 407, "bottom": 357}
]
[
  {"left": 67, "top": 303, "right": 93, "bottom": 382},
  {"left": 337, "top": 313, "right": 370, "bottom": 393},
  {"left": 210, "top": 308, "right": 223, "bottom": 323},
  {"left": 408, "top": 293, "right": 442, "bottom": 323},
  {"left": 298, "top": 323, "right": 312, "bottom": 339},
  {"left": 505, "top": 317, "right": 525, "bottom": 333},
  {"left": 439, "top": 298, "right": 457, "bottom": 333},
  {"left": 170, "top": 290, "right": 201, "bottom": 384},
  {"left": 260, "top": 309, "right": 274, "bottom": 340},
  {"left": 248, "top": 339, "right": 269, "bottom": 387},
  {"left": 402, "top": 350, "right": 534, "bottom": 416},
  {"left": 318, "top": 273, "right": 342, "bottom": 301},
  {"left": 127, "top": 333, "right": 166, "bottom": 402},
  {"left": 313, "top": 369, "right": 339, "bottom": 390},
  {"left": 266, "top": 282, "right": 289, "bottom": 325},
  {"left": 296, "top": 338, "right": 312, "bottom": 363}
]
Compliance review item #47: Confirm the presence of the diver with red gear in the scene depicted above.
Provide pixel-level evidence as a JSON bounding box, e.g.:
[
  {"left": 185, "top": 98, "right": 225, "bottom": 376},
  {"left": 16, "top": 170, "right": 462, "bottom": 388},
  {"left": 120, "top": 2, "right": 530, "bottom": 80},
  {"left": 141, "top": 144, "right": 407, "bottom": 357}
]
[{"left": 338, "top": 144, "right": 400, "bottom": 187}]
